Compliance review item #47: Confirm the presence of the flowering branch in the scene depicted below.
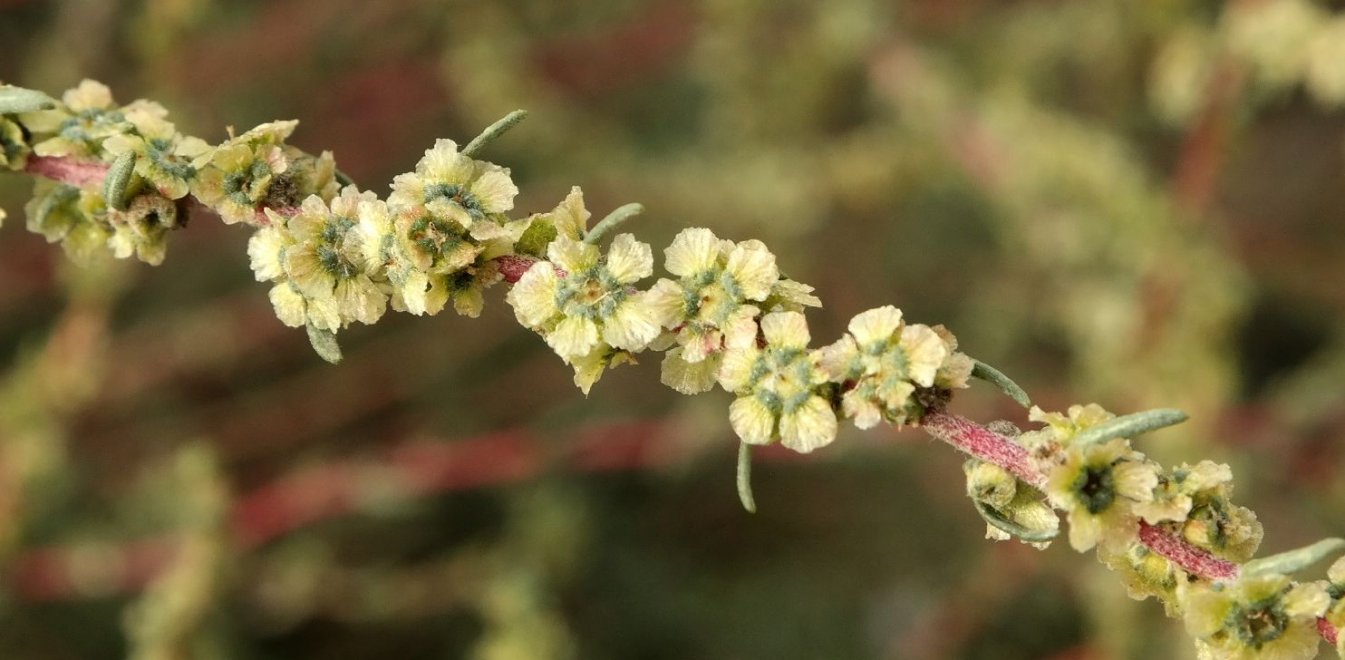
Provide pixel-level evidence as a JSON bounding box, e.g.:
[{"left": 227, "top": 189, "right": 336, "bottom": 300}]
[{"left": 2, "top": 79, "right": 1343, "bottom": 659}]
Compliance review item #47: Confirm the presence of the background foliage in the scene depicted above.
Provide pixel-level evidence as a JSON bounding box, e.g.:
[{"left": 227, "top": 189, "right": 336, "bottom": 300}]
[{"left": 1, "top": 0, "right": 1344, "bottom": 658}]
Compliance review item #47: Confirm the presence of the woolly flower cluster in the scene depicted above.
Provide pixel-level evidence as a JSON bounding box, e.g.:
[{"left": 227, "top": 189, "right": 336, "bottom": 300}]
[
  {"left": 249, "top": 138, "right": 525, "bottom": 334},
  {"left": 506, "top": 220, "right": 974, "bottom": 451},
  {"left": 2, "top": 80, "right": 336, "bottom": 266}
]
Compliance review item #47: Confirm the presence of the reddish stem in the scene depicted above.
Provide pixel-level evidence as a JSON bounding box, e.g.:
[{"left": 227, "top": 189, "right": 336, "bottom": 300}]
[
  {"left": 922, "top": 412, "right": 1042, "bottom": 487},
  {"left": 24, "top": 155, "right": 110, "bottom": 188},
  {"left": 1137, "top": 520, "right": 1240, "bottom": 581},
  {"left": 1319, "top": 617, "right": 1339, "bottom": 648},
  {"left": 494, "top": 254, "right": 539, "bottom": 283}
]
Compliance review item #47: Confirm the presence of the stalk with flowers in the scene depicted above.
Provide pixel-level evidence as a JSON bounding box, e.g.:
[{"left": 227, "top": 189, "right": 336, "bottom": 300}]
[{"left": 2, "top": 79, "right": 1343, "bottom": 659}]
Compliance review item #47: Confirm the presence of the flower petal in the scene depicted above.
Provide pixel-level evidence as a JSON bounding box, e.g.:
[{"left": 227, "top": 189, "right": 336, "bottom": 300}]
[
  {"left": 730, "top": 396, "right": 775, "bottom": 445},
  {"left": 780, "top": 396, "right": 838, "bottom": 453},
  {"left": 724, "top": 239, "right": 778, "bottom": 301},
  {"left": 760, "top": 311, "right": 810, "bottom": 349},
  {"left": 602, "top": 295, "right": 660, "bottom": 351},
  {"left": 506, "top": 263, "right": 560, "bottom": 327},
  {"left": 660, "top": 349, "right": 720, "bottom": 395},
  {"left": 848, "top": 305, "right": 903, "bottom": 347},
  {"left": 547, "top": 236, "right": 599, "bottom": 273},
  {"left": 547, "top": 316, "right": 599, "bottom": 360},
  {"left": 605, "top": 233, "right": 653, "bottom": 284},
  {"left": 664, "top": 227, "right": 720, "bottom": 277}
]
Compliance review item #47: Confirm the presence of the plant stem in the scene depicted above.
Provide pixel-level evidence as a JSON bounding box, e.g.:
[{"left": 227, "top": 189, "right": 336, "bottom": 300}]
[{"left": 922, "top": 412, "right": 1041, "bottom": 487}]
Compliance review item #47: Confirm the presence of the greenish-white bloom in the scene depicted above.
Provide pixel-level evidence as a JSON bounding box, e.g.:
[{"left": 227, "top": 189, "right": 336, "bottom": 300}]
[
  {"left": 1184, "top": 573, "right": 1329, "bottom": 660},
  {"left": 24, "top": 180, "right": 112, "bottom": 265},
  {"left": 103, "top": 106, "right": 210, "bottom": 200},
  {"left": 718, "top": 311, "right": 837, "bottom": 453},
  {"left": 507, "top": 233, "right": 660, "bottom": 364},
  {"left": 249, "top": 186, "right": 391, "bottom": 332},
  {"left": 107, "top": 193, "right": 179, "bottom": 265},
  {"left": 815, "top": 305, "right": 951, "bottom": 429},
  {"left": 1136, "top": 460, "right": 1262, "bottom": 564},
  {"left": 388, "top": 138, "right": 517, "bottom": 239},
  {"left": 193, "top": 120, "right": 336, "bottom": 226},
  {"left": 20, "top": 79, "right": 130, "bottom": 158},
  {"left": 646, "top": 227, "right": 780, "bottom": 394}
]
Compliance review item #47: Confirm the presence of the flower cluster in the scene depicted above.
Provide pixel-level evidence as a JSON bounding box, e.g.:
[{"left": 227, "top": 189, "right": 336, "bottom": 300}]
[
  {"left": 507, "top": 232, "right": 659, "bottom": 393},
  {"left": 2, "top": 80, "right": 337, "bottom": 266},
  {"left": 1019, "top": 405, "right": 1162, "bottom": 553},
  {"left": 646, "top": 227, "right": 787, "bottom": 394},
  {"left": 193, "top": 120, "right": 336, "bottom": 226},
  {"left": 249, "top": 186, "right": 389, "bottom": 332},
  {"left": 382, "top": 139, "right": 526, "bottom": 317}
]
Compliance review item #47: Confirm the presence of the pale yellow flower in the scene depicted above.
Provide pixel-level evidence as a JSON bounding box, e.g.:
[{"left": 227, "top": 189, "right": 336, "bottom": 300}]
[
  {"left": 645, "top": 227, "right": 780, "bottom": 393},
  {"left": 1184, "top": 573, "right": 1329, "bottom": 660},
  {"left": 508, "top": 234, "right": 659, "bottom": 359},
  {"left": 388, "top": 138, "right": 517, "bottom": 238},
  {"left": 719, "top": 311, "right": 837, "bottom": 453},
  {"left": 103, "top": 108, "right": 210, "bottom": 200},
  {"left": 1041, "top": 437, "right": 1158, "bottom": 553},
  {"left": 815, "top": 305, "right": 952, "bottom": 429}
]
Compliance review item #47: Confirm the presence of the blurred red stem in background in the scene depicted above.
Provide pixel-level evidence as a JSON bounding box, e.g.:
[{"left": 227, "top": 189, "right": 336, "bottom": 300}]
[{"left": 9, "top": 419, "right": 802, "bottom": 601}]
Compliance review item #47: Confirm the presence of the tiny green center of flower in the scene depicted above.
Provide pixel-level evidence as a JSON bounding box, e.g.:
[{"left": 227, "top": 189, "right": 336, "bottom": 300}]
[
  {"left": 423, "top": 183, "right": 485, "bottom": 220},
  {"left": 408, "top": 216, "right": 470, "bottom": 263},
  {"left": 1075, "top": 463, "right": 1116, "bottom": 514},
  {"left": 1232, "top": 602, "right": 1287, "bottom": 648}
]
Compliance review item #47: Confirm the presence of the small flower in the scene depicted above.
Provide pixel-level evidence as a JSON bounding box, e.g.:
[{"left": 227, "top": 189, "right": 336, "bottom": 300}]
[
  {"left": 1, "top": 117, "right": 31, "bottom": 170},
  {"left": 1039, "top": 432, "right": 1159, "bottom": 553},
  {"left": 1136, "top": 460, "right": 1263, "bottom": 564},
  {"left": 193, "top": 132, "right": 292, "bottom": 225},
  {"left": 1032, "top": 403, "right": 1117, "bottom": 442},
  {"left": 646, "top": 227, "right": 780, "bottom": 394},
  {"left": 1099, "top": 541, "right": 1185, "bottom": 614},
  {"left": 1184, "top": 573, "right": 1329, "bottom": 660},
  {"left": 23, "top": 180, "right": 112, "bottom": 265},
  {"left": 103, "top": 107, "right": 210, "bottom": 200},
  {"left": 816, "top": 305, "right": 952, "bottom": 429},
  {"left": 273, "top": 187, "right": 389, "bottom": 329},
  {"left": 193, "top": 121, "right": 335, "bottom": 226},
  {"left": 507, "top": 233, "right": 660, "bottom": 364},
  {"left": 388, "top": 138, "right": 517, "bottom": 237},
  {"left": 931, "top": 324, "right": 974, "bottom": 390},
  {"left": 718, "top": 311, "right": 838, "bottom": 453},
  {"left": 106, "top": 193, "right": 180, "bottom": 265},
  {"left": 20, "top": 79, "right": 130, "bottom": 158}
]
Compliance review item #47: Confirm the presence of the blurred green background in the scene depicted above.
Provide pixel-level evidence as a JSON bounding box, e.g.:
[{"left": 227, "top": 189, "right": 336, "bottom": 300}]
[{"left": 2, "top": 0, "right": 1344, "bottom": 658}]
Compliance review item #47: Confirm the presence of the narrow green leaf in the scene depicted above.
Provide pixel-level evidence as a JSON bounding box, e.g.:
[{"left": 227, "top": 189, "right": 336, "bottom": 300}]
[
  {"left": 305, "top": 323, "right": 343, "bottom": 364},
  {"left": 1243, "top": 538, "right": 1345, "bottom": 578},
  {"left": 584, "top": 203, "right": 645, "bottom": 244},
  {"left": 736, "top": 442, "right": 757, "bottom": 514},
  {"left": 103, "top": 151, "right": 136, "bottom": 211},
  {"left": 973, "top": 499, "right": 1058, "bottom": 543},
  {"left": 1072, "top": 408, "right": 1188, "bottom": 446},
  {"left": 971, "top": 359, "right": 1030, "bottom": 408},
  {"left": 0, "top": 85, "right": 57, "bottom": 114},
  {"left": 461, "top": 109, "right": 528, "bottom": 159}
]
